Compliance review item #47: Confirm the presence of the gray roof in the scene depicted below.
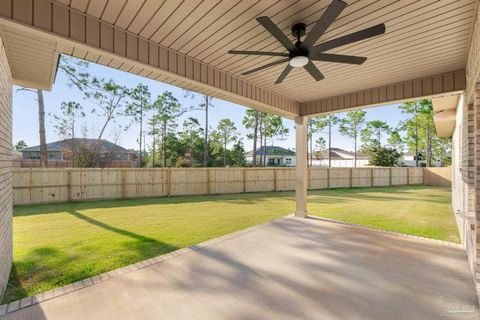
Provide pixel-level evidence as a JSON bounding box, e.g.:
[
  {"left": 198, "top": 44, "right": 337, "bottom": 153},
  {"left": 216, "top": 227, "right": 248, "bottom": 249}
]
[
  {"left": 247, "top": 146, "right": 295, "bottom": 157},
  {"left": 22, "top": 138, "right": 132, "bottom": 154},
  {"left": 314, "top": 148, "right": 368, "bottom": 159}
]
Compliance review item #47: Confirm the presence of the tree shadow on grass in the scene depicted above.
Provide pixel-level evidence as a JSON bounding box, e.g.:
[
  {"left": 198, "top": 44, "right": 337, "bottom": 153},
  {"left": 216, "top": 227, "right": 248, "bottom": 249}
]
[
  {"left": 67, "top": 209, "right": 160, "bottom": 243},
  {"left": 13, "top": 191, "right": 296, "bottom": 217},
  {"left": 66, "top": 209, "right": 178, "bottom": 264},
  {"left": 2, "top": 210, "right": 178, "bottom": 304},
  {"left": 13, "top": 186, "right": 451, "bottom": 218},
  {"left": 309, "top": 186, "right": 451, "bottom": 204},
  {"left": 309, "top": 193, "right": 448, "bottom": 204},
  {"left": 65, "top": 209, "right": 179, "bottom": 264}
]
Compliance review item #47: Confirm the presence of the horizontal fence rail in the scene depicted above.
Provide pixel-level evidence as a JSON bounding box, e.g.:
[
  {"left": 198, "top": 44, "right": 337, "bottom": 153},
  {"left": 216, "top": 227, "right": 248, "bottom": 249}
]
[{"left": 11, "top": 167, "right": 451, "bottom": 205}]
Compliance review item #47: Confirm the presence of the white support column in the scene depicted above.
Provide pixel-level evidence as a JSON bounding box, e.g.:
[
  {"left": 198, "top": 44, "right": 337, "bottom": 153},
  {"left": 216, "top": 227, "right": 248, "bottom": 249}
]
[{"left": 295, "top": 116, "right": 308, "bottom": 217}]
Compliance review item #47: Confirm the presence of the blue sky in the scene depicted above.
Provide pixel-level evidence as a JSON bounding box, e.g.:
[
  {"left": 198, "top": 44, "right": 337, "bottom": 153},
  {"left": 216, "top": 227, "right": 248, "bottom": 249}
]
[{"left": 13, "top": 57, "right": 409, "bottom": 152}]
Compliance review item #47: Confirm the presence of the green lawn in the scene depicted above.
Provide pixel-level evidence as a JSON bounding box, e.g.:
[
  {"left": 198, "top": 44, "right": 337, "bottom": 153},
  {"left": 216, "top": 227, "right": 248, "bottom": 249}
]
[
  {"left": 309, "top": 186, "right": 458, "bottom": 242},
  {"left": 3, "top": 186, "right": 457, "bottom": 304}
]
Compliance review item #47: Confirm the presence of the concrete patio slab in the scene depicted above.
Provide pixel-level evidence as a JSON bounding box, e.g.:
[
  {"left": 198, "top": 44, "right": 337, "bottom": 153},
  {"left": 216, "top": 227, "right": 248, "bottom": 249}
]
[{"left": 2, "top": 216, "right": 479, "bottom": 320}]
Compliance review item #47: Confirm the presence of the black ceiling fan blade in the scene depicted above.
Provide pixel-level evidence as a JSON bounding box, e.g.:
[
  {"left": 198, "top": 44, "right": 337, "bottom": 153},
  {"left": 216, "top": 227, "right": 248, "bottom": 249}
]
[
  {"left": 310, "top": 53, "right": 367, "bottom": 64},
  {"left": 303, "top": 61, "right": 324, "bottom": 81},
  {"left": 275, "top": 65, "right": 292, "bottom": 84},
  {"left": 310, "top": 23, "right": 386, "bottom": 55},
  {"left": 228, "top": 50, "right": 289, "bottom": 57},
  {"left": 256, "top": 16, "right": 296, "bottom": 51},
  {"left": 302, "top": 0, "right": 347, "bottom": 49},
  {"left": 242, "top": 58, "right": 289, "bottom": 75}
]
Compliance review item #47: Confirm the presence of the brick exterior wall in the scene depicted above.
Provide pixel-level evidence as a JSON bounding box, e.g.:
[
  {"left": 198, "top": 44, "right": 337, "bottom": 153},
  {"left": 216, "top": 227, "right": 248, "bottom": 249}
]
[
  {"left": 456, "top": 83, "right": 480, "bottom": 293},
  {"left": 0, "top": 34, "right": 13, "bottom": 299},
  {"left": 452, "top": 97, "right": 476, "bottom": 275},
  {"left": 465, "top": 103, "right": 476, "bottom": 275},
  {"left": 476, "top": 85, "right": 480, "bottom": 289},
  {"left": 456, "top": 3, "right": 480, "bottom": 298},
  {"left": 466, "top": 103, "right": 475, "bottom": 216}
]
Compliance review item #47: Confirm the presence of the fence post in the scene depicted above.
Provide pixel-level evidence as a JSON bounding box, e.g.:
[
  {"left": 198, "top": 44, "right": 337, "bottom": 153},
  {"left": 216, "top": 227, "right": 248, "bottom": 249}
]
[
  {"left": 206, "top": 168, "right": 210, "bottom": 194},
  {"left": 29, "top": 168, "right": 33, "bottom": 203},
  {"left": 242, "top": 168, "right": 247, "bottom": 193},
  {"left": 167, "top": 168, "right": 171, "bottom": 196},
  {"left": 389, "top": 167, "right": 392, "bottom": 186},
  {"left": 406, "top": 168, "right": 410, "bottom": 185},
  {"left": 67, "top": 169, "right": 72, "bottom": 201},
  {"left": 100, "top": 169, "right": 104, "bottom": 199},
  {"left": 349, "top": 168, "right": 353, "bottom": 188},
  {"left": 161, "top": 168, "right": 164, "bottom": 196},
  {"left": 326, "top": 168, "right": 330, "bottom": 189},
  {"left": 79, "top": 169, "right": 83, "bottom": 200},
  {"left": 273, "top": 168, "right": 277, "bottom": 191},
  {"left": 121, "top": 169, "right": 127, "bottom": 199},
  {"left": 370, "top": 168, "right": 374, "bottom": 187},
  {"left": 151, "top": 168, "right": 156, "bottom": 196}
]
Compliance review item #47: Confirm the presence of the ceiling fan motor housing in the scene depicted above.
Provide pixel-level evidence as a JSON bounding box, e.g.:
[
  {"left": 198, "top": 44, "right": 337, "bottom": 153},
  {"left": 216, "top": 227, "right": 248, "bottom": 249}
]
[{"left": 292, "top": 23, "right": 306, "bottom": 39}]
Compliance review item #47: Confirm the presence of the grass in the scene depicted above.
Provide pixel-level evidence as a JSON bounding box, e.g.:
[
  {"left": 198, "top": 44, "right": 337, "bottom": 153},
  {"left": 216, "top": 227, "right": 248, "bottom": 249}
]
[
  {"left": 3, "top": 186, "right": 457, "bottom": 304},
  {"left": 308, "top": 186, "right": 458, "bottom": 242}
]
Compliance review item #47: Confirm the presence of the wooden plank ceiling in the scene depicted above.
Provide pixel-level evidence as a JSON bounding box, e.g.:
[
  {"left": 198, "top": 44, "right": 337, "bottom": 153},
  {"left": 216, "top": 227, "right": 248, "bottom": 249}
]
[
  {"left": 0, "top": 25, "right": 58, "bottom": 90},
  {"left": 52, "top": 0, "right": 475, "bottom": 104}
]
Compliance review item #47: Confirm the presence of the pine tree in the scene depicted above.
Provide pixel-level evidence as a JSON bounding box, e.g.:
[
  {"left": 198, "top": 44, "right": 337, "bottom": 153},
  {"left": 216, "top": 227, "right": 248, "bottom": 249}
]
[{"left": 339, "top": 110, "right": 366, "bottom": 167}]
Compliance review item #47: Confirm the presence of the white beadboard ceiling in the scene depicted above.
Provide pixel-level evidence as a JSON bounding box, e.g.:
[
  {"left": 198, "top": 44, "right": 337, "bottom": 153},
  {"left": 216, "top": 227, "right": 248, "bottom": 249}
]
[{"left": 52, "top": 0, "right": 476, "bottom": 103}]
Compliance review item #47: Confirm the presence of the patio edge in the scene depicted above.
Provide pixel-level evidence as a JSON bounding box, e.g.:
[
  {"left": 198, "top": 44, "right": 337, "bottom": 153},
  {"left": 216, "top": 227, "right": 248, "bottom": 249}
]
[
  {"left": 0, "top": 215, "right": 290, "bottom": 316},
  {"left": 307, "top": 216, "right": 463, "bottom": 248}
]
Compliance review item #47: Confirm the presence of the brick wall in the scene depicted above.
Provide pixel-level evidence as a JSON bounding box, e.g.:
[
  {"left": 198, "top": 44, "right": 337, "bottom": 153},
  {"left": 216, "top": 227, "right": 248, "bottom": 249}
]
[
  {"left": 452, "top": 102, "right": 464, "bottom": 225},
  {"left": 476, "top": 85, "right": 480, "bottom": 290},
  {"left": 465, "top": 102, "right": 476, "bottom": 275},
  {"left": 452, "top": 96, "right": 476, "bottom": 276},
  {"left": 464, "top": 10, "right": 479, "bottom": 282},
  {"left": 0, "top": 34, "right": 12, "bottom": 299}
]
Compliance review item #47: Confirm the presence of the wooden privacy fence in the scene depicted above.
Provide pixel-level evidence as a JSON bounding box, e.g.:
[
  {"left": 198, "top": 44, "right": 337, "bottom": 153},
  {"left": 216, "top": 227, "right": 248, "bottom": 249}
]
[
  {"left": 12, "top": 167, "right": 449, "bottom": 205},
  {"left": 16, "top": 159, "right": 139, "bottom": 168},
  {"left": 423, "top": 167, "right": 452, "bottom": 187}
]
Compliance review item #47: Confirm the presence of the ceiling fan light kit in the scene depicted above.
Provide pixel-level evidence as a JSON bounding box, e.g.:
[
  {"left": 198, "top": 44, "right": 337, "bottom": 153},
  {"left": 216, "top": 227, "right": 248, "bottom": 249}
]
[
  {"left": 228, "top": 0, "right": 386, "bottom": 84},
  {"left": 289, "top": 56, "right": 309, "bottom": 68}
]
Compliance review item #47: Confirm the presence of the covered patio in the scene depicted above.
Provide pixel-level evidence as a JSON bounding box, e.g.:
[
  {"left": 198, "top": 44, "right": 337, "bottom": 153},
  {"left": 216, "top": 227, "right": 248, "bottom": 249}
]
[
  {"left": 0, "top": 0, "right": 479, "bottom": 318},
  {"left": 3, "top": 216, "right": 478, "bottom": 319}
]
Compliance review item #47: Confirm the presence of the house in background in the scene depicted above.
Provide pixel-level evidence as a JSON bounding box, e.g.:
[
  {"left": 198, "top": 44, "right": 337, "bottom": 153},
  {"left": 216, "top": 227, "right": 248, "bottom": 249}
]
[
  {"left": 311, "top": 148, "right": 369, "bottom": 167},
  {"left": 246, "top": 146, "right": 296, "bottom": 167},
  {"left": 21, "top": 138, "right": 139, "bottom": 167},
  {"left": 399, "top": 152, "right": 441, "bottom": 167},
  {"left": 11, "top": 150, "right": 22, "bottom": 167},
  {"left": 399, "top": 152, "right": 417, "bottom": 167}
]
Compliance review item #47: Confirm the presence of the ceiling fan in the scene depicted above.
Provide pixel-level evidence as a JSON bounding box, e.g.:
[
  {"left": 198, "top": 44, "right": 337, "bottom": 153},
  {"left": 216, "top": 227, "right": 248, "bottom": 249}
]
[{"left": 228, "top": 0, "right": 386, "bottom": 84}]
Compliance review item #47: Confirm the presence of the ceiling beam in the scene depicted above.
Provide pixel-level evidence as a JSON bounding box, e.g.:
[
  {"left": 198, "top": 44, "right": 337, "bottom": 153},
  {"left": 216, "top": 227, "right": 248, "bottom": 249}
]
[{"left": 300, "top": 69, "right": 465, "bottom": 116}]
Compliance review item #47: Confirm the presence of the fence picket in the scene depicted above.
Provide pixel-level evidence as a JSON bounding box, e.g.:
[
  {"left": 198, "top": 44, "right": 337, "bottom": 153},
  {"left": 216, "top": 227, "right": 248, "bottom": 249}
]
[{"left": 11, "top": 167, "right": 449, "bottom": 205}]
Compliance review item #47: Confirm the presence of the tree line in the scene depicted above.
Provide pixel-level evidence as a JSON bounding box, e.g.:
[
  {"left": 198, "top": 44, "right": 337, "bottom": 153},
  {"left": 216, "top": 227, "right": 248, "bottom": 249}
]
[
  {"left": 14, "top": 56, "right": 450, "bottom": 168},
  {"left": 305, "top": 100, "right": 451, "bottom": 167},
  {"left": 17, "top": 57, "right": 291, "bottom": 168}
]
